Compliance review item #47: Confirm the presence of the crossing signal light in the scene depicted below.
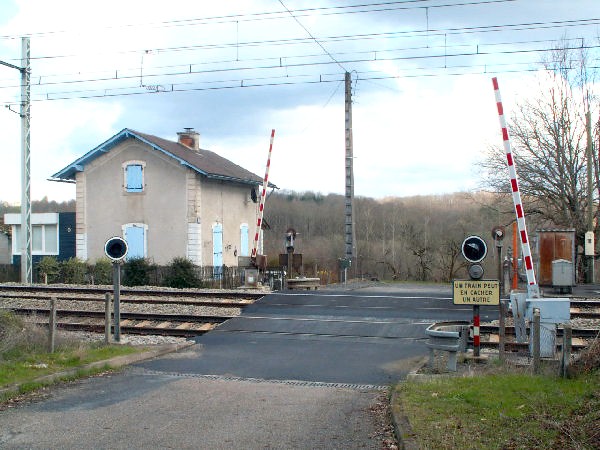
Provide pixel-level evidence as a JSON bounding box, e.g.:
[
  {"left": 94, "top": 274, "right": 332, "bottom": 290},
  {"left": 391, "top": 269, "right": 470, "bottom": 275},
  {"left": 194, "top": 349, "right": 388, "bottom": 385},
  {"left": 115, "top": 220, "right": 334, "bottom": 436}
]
[{"left": 104, "top": 237, "right": 128, "bottom": 261}]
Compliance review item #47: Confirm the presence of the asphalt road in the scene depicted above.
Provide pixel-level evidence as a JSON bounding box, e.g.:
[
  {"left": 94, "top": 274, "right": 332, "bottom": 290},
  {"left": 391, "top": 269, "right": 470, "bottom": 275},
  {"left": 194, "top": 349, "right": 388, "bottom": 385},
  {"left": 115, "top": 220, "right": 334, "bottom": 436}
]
[
  {"left": 0, "top": 283, "right": 497, "bottom": 449},
  {"left": 137, "top": 283, "right": 498, "bottom": 385}
]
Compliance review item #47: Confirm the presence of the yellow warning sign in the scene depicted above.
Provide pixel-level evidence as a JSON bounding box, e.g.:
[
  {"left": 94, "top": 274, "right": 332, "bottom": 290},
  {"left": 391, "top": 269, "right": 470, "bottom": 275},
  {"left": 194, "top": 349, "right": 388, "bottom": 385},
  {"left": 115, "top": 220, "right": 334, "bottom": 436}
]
[{"left": 453, "top": 280, "right": 500, "bottom": 305}]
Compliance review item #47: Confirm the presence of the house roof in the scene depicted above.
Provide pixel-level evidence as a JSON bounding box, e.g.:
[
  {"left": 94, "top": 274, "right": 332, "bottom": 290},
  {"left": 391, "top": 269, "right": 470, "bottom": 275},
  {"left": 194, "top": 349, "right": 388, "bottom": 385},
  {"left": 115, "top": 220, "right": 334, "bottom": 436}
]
[{"left": 50, "top": 128, "right": 275, "bottom": 188}]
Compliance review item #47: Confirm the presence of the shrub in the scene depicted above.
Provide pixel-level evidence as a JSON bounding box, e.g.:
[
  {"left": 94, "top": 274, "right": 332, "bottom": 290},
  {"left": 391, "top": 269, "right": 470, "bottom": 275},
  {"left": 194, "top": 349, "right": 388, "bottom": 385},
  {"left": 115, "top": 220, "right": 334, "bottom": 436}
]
[
  {"left": 123, "top": 257, "right": 153, "bottom": 286},
  {"left": 60, "top": 258, "right": 87, "bottom": 284},
  {"left": 163, "top": 257, "right": 200, "bottom": 288},
  {"left": 90, "top": 258, "right": 113, "bottom": 285},
  {"left": 37, "top": 256, "right": 60, "bottom": 284}
]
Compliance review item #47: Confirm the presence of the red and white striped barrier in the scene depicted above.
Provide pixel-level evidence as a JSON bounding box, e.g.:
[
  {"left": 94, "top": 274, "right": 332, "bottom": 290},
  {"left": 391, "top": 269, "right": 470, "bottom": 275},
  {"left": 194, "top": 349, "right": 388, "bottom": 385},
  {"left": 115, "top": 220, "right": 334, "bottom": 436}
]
[
  {"left": 492, "top": 77, "right": 540, "bottom": 297},
  {"left": 251, "top": 129, "right": 275, "bottom": 259}
]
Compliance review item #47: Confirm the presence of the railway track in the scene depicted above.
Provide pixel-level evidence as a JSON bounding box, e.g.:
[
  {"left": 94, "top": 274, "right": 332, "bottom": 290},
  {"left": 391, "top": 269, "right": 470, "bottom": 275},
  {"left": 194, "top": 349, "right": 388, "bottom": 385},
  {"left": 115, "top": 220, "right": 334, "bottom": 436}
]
[
  {"left": 0, "top": 284, "right": 265, "bottom": 337},
  {"left": 0, "top": 284, "right": 263, "bottom": 303},
  {"left": 9, "top": 308, "right": 229, "bottom": 337},
  {"left": 2, "top": 285, "right": 599, "bottom": 343}
]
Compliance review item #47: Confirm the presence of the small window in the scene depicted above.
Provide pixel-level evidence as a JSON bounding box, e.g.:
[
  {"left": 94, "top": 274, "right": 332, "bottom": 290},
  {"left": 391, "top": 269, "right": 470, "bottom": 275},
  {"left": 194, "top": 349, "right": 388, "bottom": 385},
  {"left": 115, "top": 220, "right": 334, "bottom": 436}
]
[
  {"left": 126, "top": 164, "right": 143, "bottom": 192},
  {"left": 123, "top": 161, "right": 146, "bottom": 193}
]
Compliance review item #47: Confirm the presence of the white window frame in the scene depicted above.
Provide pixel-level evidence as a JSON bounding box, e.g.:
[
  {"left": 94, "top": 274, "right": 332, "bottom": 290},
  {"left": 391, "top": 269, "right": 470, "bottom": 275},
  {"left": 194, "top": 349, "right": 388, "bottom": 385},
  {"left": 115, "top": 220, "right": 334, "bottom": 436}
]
[
  {"left": 11, "top": 224, "right": 59, "bottom": 256},
  {"left": 122, "top": 160, "right": 146, "bottom": 193}
]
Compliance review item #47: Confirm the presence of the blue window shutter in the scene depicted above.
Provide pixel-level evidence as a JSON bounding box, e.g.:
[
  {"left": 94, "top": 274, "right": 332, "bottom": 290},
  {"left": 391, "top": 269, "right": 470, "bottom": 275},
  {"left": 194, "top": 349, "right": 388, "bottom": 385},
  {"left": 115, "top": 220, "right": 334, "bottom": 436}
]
[
  {"left": 125, "top": 225, "right": 145, "bottom": 259},
  {"left": 126, "top": 165, "right": 143, "bottom": 192},
  {"left": 240, "top": 224, "right": 249, "bottom": 256},
  {"left": 213, "top": 224, "right": 223, "bottom": 277}
]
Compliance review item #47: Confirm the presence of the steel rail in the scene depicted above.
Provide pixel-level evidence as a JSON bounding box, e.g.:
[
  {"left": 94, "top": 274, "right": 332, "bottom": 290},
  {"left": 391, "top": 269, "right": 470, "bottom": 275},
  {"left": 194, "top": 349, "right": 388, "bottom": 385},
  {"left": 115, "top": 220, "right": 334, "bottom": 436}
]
[
  {"left": 0, "top": 284, "right": 264, "bottom": 300},
  {"left": 6, "top": 307, "right": 232, "bottom": 323},
  {"left": 0, "top": 292, "right": 251, "bottom": 308}
]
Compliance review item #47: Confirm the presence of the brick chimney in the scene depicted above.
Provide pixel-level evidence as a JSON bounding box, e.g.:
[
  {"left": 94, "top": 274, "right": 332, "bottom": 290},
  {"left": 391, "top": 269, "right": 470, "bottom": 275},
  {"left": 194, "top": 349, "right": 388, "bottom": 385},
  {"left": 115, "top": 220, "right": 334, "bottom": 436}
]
[{"left": 177, "top": 128, "right": 200, "bottom": 152}]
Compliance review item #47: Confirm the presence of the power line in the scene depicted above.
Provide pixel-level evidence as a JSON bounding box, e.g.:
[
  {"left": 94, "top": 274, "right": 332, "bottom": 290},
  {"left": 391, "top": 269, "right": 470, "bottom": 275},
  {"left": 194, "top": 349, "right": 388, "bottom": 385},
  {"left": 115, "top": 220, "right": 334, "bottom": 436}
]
[
  {"left": 0, "top": 24, "right": 596, "bottom": 91},
  {"left": 3, "top": 59, "right": 596, "bottom": 105},
  {"left": 0, "top": 0, "right": 517, "bottom": 41},
  {"left": 8, "top": 41, "right": 596, "bottom": 95},
  {"left": 4, "top": 16, "right": 597, "bottom": 66},
  {"left": 278, "top": 0, "right": 347, "bottom": 72}
]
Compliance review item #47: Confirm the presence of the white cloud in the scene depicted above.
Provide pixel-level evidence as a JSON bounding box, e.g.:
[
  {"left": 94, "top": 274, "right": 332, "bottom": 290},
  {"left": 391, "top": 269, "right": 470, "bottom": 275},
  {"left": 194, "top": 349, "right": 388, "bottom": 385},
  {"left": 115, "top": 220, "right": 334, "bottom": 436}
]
[{"left": 0, "top": 0, "right": 598, "bottom": 204}]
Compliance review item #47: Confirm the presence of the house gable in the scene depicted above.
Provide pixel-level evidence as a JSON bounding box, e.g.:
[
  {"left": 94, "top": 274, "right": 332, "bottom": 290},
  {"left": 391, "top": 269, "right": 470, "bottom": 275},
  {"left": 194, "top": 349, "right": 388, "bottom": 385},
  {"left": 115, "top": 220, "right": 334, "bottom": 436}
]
[{"left": 51, "top": 128, "right": 272, "bottom": 189}]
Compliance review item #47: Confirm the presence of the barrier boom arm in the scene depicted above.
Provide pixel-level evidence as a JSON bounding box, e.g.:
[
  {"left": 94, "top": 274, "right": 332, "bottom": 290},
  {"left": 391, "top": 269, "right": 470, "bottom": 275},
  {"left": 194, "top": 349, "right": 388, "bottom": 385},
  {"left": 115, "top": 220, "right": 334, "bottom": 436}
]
[
  {"left": 492, "top": 77, "right": 540, "bottom": 298},
  {"left": 251, "top": 129, "right": 275, "bottom": 259}
]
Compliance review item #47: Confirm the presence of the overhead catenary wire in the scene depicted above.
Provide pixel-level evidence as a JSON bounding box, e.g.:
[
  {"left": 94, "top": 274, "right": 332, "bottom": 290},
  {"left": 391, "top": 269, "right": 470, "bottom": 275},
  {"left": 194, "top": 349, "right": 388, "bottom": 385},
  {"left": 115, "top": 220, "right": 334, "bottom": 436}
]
[
  {"left": 1, "top": 32, "right": 592, "bottom": 90},
  {"left": 2, "top": 15, "right": 598, "bottom": 67},
  {"left": 278, "top": 0, "right": 347, "bottom": 72},
  {"left": 0, "top": 2, "right": 598, "bottom": 105},
  {"left": 0, "top": 0, "right": 518, "bottom": 41},
  {"left": 1, "top": 33, "right": 598, "bottom": 92},
  {"left": 1, "top": 41, "right": 597, "bottom": 105}
]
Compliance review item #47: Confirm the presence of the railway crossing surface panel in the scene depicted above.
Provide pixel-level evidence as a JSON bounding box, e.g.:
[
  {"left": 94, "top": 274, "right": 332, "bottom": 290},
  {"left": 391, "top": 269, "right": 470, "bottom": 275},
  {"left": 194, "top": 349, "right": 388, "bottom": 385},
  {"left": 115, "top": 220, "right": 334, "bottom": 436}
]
[{"left": 137, "top": 286, "right": 493, "bottom": 385}]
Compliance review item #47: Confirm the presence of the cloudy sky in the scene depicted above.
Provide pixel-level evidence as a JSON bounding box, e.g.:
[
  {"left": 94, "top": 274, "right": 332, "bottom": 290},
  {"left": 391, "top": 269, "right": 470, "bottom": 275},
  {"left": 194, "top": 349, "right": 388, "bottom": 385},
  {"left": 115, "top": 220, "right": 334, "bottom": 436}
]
[{"left": 0, "top": 0, "right": 599, "bottom": 204}]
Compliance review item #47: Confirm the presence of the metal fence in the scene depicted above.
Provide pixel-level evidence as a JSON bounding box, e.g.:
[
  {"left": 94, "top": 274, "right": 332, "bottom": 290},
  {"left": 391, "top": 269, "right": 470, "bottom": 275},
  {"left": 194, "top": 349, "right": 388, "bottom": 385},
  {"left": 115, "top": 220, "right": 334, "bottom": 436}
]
[
  {"left": 0, "top": 262, "right": 338, "bottom": 289},
  {"left": 136, "top": 265, "right": 245, "bottom": 289}
]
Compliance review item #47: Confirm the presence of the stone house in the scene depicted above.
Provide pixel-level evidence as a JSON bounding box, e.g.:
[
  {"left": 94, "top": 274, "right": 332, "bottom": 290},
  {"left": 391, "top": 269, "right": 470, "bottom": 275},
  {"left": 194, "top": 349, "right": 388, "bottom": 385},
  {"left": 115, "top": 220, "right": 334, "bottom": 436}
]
[{"left": 51, "top": 128, "right": 272, "bottom": 266}]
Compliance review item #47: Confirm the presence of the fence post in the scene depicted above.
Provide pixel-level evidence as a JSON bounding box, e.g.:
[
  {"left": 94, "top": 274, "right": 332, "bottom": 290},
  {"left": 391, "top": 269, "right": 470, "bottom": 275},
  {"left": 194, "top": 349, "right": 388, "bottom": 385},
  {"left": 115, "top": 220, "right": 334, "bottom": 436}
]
[
  {"left": 561, "top": 324, "right": 572, "bottom": 378},
  {"left": 532, "top": 308, "right": 541, "bottom": 374},
  {"left": 499, "top": 299, "right": 506, "bottom": 362},
  {"left": 105, "top": 292, "right": 111, "bottom": 344},
  {"left": 48, "top": 296, "right": 57, "bottom": 353}
]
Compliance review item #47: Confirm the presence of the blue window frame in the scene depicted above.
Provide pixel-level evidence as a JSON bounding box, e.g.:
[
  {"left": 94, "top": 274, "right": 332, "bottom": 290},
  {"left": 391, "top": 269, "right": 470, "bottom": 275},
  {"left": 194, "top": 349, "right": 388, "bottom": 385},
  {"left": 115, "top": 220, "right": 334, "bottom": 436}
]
[{"left": 125, "top": 164, "right": 143, "bottom": 192}]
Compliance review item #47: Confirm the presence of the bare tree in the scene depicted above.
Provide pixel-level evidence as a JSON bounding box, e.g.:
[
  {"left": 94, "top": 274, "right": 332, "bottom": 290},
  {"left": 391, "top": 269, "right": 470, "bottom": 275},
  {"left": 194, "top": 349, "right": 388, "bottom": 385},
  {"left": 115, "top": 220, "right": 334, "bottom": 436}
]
[{"left": 481, "top": 41, "right": 599, "bottom": 245}]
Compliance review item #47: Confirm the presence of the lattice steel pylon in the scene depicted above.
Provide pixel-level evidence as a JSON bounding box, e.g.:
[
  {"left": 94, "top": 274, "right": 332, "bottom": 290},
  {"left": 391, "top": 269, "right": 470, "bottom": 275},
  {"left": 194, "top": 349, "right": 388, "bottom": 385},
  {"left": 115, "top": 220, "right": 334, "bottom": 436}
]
[{"left": 20, "top": 37, "right": 32, "bottom": 284}]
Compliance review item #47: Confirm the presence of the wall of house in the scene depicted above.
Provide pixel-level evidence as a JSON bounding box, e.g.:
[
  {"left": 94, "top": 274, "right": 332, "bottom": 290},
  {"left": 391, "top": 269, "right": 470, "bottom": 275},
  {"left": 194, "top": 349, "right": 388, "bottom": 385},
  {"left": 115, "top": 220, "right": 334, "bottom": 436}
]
[
  {"left": 200, "top": 178, "right": 258, "bottom": 267},
  {"left": 81, "top": 140, "right": 188, "bottom": 264}
]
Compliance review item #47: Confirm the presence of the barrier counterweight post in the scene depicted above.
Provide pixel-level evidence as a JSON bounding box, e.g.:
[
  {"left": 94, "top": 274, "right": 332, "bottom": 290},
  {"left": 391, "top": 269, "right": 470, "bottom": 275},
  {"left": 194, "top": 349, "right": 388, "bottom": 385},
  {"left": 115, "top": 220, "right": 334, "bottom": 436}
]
[
  {"left": 113, "top": 262, "right": 121, "bottom": 343},
  {"left": 251, "top": 129, "right": 275, "bottom": 259},
  {"left": 473, "top": 305, "right": 480, "bottom": 357},
  {"left": 492, "top": 77, "right": 540, "bottom": 298}
]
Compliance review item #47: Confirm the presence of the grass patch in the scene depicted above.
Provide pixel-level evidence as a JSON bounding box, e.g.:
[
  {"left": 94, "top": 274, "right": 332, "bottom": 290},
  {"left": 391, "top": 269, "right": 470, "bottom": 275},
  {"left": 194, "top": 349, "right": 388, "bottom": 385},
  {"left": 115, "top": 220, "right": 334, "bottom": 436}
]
[
  {"left": 396, "top": 369, "right": 600, "bottom": 449},
  {"left": 0, "top": 310, "right": 148, "bottom": 402}
]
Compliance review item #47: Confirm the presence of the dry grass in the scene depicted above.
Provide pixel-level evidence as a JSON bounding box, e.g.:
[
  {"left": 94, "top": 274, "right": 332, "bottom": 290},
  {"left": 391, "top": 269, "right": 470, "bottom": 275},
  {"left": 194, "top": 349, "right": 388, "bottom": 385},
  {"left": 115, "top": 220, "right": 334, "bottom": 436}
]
[
  {"left": 569, "top": 333, "right": 600, "bottom": 376},
  {"left": 0, "top": 311, "right": 86, "bottom": 359}
]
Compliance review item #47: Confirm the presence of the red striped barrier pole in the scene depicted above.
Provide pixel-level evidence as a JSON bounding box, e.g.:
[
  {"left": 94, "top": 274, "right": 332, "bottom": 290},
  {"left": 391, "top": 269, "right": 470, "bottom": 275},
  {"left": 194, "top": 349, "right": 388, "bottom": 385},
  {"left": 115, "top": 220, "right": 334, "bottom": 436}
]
[
  {"left": 251, "top": 129, "right": 275, "bottom": 259},
  {"left": 492, "top": 77, "right": 540, "bottom": 298}
]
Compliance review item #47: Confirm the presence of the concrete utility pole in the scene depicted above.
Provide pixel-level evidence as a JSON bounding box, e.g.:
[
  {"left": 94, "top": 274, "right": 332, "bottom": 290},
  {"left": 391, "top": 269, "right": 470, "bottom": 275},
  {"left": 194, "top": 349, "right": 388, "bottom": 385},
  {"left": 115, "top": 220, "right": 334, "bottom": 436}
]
[
  {"left": 1, "top": 37, "right": 32, "bottom": 284},
  {"left": 344, "top": 72, "right": 356, "bottom": 268},
  {"left": 586, "top": 111, "right": 594, "bottom": 283}
]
